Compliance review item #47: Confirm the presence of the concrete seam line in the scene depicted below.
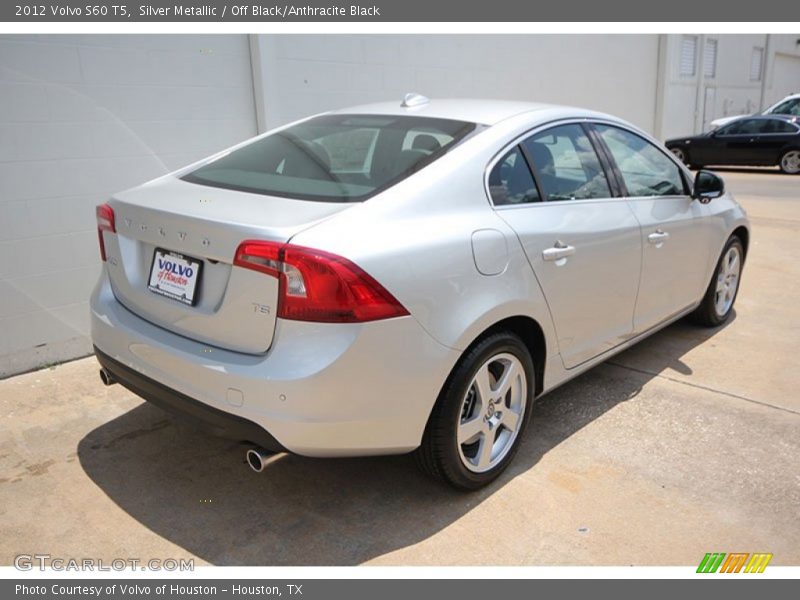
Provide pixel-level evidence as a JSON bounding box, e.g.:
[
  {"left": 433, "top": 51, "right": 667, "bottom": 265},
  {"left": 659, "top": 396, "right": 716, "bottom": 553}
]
[{"left": 606, "top": 361, "right": 800, "bottom": 417}]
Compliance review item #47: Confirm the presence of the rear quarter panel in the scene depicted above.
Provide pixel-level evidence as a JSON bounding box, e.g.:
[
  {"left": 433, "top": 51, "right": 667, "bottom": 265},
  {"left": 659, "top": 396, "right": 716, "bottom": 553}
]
[{"left": 289, "top": 114, "right": 564, "bottom": 388}]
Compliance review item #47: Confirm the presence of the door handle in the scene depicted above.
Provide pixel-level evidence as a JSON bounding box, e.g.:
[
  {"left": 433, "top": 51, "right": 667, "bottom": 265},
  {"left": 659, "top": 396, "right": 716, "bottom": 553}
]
[
  {"left": 647, "top": 229, "right": 670, "bottom": 244},
  {"left": 542, "top": 241, "right": 576, "bottom": 261}
]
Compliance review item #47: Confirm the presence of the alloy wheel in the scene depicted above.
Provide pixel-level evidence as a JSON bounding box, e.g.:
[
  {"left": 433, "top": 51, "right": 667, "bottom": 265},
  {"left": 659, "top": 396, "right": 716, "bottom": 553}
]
[
  {"left": 780, "top": 150, "right": 800, "bottom": 174},
  {"left": 715, "top": 245, "right": 741, "bottom": 317},
  {"left": 457, "top": 353, "right": 527, "bottom": 473}
]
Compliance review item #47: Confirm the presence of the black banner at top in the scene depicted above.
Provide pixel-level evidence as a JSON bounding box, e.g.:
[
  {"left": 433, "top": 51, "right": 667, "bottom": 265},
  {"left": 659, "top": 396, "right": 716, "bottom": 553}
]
[{"left": 2, "top": 0, "right": 800, "bottom": 22}]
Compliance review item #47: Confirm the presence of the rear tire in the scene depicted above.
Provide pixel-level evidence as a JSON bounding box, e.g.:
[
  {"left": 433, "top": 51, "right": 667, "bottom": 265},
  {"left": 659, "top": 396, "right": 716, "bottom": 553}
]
[
  {"left": 670, "top": 147, "right": 689, "bottom": 166},
  {"left": 779, "top": 149, "right": 800, "bottom": 174},
  {"left": 415, "top": 331, "right": 534, "bottom": 490},
  {"left": 690, "top": 236, "right": 744, "bottom": 327}
]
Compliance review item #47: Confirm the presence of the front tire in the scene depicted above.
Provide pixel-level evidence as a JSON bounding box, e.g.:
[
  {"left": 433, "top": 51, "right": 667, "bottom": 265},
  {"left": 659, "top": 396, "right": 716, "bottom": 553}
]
[
  {"left": 690, "top": 236, "right": 744, "bottom": 327},
  {"left": 415, "top": 331, "right": 534, "bottom": 490},
  {"left": 779, "top": 149, "right": 800, "bottom": 174}
]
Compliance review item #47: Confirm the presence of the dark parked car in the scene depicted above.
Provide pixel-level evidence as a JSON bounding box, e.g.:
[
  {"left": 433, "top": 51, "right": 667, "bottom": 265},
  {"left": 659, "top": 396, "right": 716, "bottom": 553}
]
[{"left": 666, "top": 115, "right": 800, "bottom": 174}]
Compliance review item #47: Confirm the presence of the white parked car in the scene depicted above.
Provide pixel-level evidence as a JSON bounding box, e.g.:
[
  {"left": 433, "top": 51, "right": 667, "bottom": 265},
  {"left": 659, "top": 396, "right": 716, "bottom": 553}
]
[
  {"left": 709, "top": 92, "right": 800, "bottom": 130},
  {"left": 91, "top": 95, "right": 750, "bottom": 489}
]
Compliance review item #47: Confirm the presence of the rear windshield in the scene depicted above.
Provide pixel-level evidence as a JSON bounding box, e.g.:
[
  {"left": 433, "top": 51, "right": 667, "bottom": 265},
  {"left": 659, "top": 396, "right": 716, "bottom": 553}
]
[{"left": 183, "top": 114, "right": 477, "bottom": 202}]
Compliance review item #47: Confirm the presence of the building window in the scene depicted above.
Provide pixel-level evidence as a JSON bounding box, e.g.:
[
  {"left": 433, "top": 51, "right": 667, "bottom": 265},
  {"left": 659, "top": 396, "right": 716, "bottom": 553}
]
[
  {"left": 680, "top": 36, "right": 698, "bottom": 77},
  {"left": 703, "top": 39, "right": 718, "bottom": 79},
  {"left": 750, "top": 47, "right": 765, "bottom": 81}
]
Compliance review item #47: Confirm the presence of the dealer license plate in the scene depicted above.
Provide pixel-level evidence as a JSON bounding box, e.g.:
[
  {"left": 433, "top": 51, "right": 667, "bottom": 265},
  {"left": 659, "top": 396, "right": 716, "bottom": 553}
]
[{"left": 147, "top": 248, "right": 202, "bottom": 306}]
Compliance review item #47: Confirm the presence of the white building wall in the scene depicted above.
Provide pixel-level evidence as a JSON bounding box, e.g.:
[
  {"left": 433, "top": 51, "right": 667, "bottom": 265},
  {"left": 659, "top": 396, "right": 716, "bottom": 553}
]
[
  {"left": 251, "top": 34, "right": 661, "bottom": 134},
  {"left": 765, "top": 36, "right": 800, "bottom": 104},
  {"left": 658, "top": 34, "right": 800, "bottom": 139},
  {"left": 710, "top": 34, "right": 769, "bottom": 124},
  {"left": 0, "top": 35, "right": 257, "bottom": 377}
]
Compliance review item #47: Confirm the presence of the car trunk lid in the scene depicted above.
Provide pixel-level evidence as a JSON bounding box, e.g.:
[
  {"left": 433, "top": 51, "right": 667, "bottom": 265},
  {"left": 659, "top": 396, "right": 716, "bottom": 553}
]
[{"left": 104, "top": 176, "right": 352, "bottom": 354}]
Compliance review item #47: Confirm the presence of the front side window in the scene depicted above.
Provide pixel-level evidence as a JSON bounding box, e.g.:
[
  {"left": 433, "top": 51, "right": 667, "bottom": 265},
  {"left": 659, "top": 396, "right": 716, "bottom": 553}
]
[
  {"left": 488, "top": 146, "right": 541, "bottom": 206},
  {"left": 595, "top": 124, "right": 686, "bottom": 197},
  {"left": 716, "top": 121, "right": 745, "bottom": 135},
  {"left": 735, "top": 120, "right": 769, "bottom": 134},
  {"left": 183, "top": 114, "right": 476, "bottom": 202},
  {"left": 521, "top": 124, "right": 611, "bottom": 201}
]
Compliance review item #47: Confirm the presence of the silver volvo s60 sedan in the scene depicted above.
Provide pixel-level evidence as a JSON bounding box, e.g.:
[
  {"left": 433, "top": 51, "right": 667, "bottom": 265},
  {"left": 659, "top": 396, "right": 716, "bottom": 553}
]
[{"left": 91, "top": 95, "right": 749, "bottom": 489}]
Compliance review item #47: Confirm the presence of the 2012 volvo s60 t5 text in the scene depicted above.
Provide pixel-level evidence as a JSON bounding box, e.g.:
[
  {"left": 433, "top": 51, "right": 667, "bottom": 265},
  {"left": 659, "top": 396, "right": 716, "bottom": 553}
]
[{"left": 91, "top": 95, "right": 749, "bottom": 489}]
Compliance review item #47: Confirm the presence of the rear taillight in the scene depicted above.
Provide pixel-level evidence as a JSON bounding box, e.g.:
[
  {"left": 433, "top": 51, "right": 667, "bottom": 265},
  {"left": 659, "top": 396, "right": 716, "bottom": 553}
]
[
  {"left": 96, "top": 203, "right": 115, "bottom": 262},
  {"left": 234, "top": 240, "right": 409, "bottom": 323}
]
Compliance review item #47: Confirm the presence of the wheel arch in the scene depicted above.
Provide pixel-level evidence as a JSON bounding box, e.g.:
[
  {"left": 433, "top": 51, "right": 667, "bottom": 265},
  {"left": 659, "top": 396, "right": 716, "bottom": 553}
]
[
  {"left": 485, "top": 316, "right": 546, "bottom": 398},
  {"left": 440, "top": 315, "right": 547, "bottom": 401},
  {"left": 414, "top": 313, "right": 548, "bottom": 488},
  {"left": 732, "top": 225, "right": 749, "bottom": 260}
]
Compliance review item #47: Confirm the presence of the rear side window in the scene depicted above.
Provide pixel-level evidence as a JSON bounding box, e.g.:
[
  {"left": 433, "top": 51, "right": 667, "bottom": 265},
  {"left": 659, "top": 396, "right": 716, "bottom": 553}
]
[
  {"left": 595, "top": 124, "right": 686, "bottom": 197},
  {"left": 521, "top": 124, "right": 611, "bottom": 201},
  {"left": 183, "top": 115, "right": 476, "bottom": 202},
  {"left": 488, "top": 146, "right": 541, "bottom": 206},
  {"left": 763, "top": 119, "right": 799, "bottom": 134}
]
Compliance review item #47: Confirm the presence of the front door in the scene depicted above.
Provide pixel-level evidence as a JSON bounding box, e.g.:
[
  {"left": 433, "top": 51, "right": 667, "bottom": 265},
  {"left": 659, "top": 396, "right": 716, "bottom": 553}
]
[
  {"left": 592, "top": 124, "right": 714, "bottom": 332},
  {"left": 704, "top": 119, "right": 765, "bottom": 165}
]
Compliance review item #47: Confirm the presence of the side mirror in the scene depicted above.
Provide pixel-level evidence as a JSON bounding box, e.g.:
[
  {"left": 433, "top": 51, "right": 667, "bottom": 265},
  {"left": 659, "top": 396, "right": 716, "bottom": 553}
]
[{"left": 693, "top": 170, "right": 725, "bottom": 203}]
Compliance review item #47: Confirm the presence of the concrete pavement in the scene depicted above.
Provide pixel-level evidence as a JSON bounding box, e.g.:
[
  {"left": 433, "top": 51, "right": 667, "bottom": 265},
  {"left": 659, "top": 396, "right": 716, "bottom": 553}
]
[{"left": 1, "top": 169, "right": 798, "bottom": 566}]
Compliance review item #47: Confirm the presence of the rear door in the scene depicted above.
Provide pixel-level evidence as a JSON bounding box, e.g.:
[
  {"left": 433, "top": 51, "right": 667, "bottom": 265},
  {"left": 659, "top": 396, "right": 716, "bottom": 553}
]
[
  {"left": 591, "top": 123, "right": 713, "bottom": 332},
  {"left": 755, "top": 118, "right": 800, "bottom": 164},
  {"left": 492, "top": 123, "right": 642, "bottom": 369}
]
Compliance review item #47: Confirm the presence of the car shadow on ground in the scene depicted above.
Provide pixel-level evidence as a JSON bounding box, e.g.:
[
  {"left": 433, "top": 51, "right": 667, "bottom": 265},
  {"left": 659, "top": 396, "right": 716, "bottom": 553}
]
[{"left": 77, "top": 314, "right": 734, "bottom": 565}]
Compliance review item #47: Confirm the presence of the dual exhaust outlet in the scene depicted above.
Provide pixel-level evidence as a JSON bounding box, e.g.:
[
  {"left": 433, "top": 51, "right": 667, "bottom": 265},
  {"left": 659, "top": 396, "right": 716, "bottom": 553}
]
[{"left": 98, "top": 367, "right": 272, "bottom": 474}]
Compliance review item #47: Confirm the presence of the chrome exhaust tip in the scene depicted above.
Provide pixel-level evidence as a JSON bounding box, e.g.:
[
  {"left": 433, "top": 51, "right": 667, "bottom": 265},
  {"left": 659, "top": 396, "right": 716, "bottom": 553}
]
[
  {"left": 246, "top": 448, "right": 271, "bottom": 473},
  {"left": 99, "top": 368, "right": 116, "bottom": 386}
]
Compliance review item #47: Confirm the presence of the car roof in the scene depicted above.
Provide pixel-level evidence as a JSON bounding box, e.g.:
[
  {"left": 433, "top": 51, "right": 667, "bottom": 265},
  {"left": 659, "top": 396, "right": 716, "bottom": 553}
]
[
  {"left": 327, "top": 97, "right": 602, "bottom": 126},
  {"left": 732, "top": 114, "right": 798, "bottom": 123}
]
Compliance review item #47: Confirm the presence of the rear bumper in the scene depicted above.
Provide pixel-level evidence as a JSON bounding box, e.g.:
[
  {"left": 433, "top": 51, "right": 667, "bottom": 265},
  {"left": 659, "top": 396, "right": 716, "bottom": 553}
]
[
  {"left": 90, "top": 270, "right": 459, "bottom": 457},
  {"left": 95, "top": 346, "right": 285, "bottom": 452}
]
